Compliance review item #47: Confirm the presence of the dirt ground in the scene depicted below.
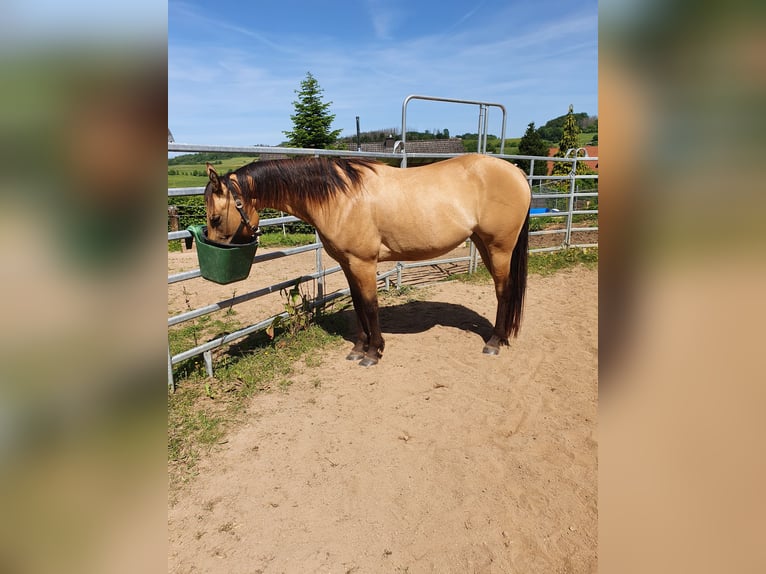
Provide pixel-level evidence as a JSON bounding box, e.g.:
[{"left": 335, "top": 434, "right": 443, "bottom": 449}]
[{"left": 168, "top": 241, "right": 597, "bottom": 573}]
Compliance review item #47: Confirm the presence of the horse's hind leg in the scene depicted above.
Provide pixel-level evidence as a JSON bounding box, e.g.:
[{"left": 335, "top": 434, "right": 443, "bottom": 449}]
[{"left": 471, "top": 233, "right": 512, "bottom": 355}]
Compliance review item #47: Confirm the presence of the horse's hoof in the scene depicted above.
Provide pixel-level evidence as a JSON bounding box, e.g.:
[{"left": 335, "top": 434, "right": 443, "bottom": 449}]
[
  {"left": 346, "top": 351, "right": 365, "bottom": 361},
  {"left": 482, "top": 345, "right": 499, "bottom": 355},
  {"left": 359, "top": 356, "right": 379, "bottom": 367}
]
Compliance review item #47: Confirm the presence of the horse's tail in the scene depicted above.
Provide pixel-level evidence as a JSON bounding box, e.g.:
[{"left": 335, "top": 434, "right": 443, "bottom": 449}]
[{"left": 507, "top": 210, "right": 529, "bottom": 338}]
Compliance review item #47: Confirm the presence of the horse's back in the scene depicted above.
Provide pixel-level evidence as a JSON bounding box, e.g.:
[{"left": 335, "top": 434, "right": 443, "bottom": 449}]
[
  {"left": 375, "top": 154, "right": 529, "bottom": 223},
  {"left": 377, "top": 154, "right": 528, "bottom": 198},
  {"left": 361, "top": 155, "right": 529, "bottom": 261}
]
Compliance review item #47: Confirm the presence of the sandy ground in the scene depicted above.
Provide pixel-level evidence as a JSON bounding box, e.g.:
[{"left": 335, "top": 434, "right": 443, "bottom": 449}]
[{"left": 168, "top": 243, "right": 597, "bottom": 573}]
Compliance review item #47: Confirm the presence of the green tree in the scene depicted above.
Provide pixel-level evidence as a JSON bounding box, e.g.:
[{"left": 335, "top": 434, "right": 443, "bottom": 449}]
[
  {"left": 283, "top": 72, "right": 341, "bottom": 148},
  {"left": 536, "top": 110, "right": 590, "bottom": 143},
  {"left": 517, "top": 122, "right": 550, "bottom": 182},
  {"left": 552, "top": 105, "right": 588, "bottom": 177}
]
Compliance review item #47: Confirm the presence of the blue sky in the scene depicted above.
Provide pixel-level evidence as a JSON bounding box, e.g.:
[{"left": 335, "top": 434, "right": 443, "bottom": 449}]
[{"left": 168, "top": 0, "right": 597, "bottom": 146}]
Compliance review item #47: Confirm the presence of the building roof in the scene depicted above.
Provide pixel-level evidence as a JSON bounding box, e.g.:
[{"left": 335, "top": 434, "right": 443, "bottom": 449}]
[
  {"left": 347, "top": 138, "right": 465, "bottom": 155},
  {"left": 546, "top": 145, "right": 598, "bottom": 173}
]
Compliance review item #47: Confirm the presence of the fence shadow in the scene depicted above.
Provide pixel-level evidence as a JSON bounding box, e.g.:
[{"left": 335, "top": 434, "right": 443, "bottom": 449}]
[{"left": 319, "top": 300, "right": 494, "bottom": 344}]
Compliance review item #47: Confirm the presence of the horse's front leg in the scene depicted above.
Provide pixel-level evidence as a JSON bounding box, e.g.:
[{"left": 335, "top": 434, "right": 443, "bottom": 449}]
[
  {"left": 342, "top": 259, "right": 384, "bottom": 367},
  {"left": 345, "top": 289, "right": 369, "bottom": 362}
]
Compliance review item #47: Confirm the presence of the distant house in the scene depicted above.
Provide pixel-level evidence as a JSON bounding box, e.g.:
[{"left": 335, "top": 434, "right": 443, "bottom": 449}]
[
  {"left": 345, "top": 136, "right": 465, "bottom": 166},
  {"left": 348, "top": 135, "right": 465, "bottom": 155},
  {"left": 546, "top": 145, "right": 598, "bottom": 174}
]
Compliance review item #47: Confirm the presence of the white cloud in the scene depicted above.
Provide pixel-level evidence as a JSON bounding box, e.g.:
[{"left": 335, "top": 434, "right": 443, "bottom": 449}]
[{"left": 365, "top": 0, "right": 398, "bottom": 40}]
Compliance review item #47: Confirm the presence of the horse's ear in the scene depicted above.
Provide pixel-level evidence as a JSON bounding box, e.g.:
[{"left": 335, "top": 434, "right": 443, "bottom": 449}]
[{"left": 206, "top": 163, "right": 221, "bottom": 193}]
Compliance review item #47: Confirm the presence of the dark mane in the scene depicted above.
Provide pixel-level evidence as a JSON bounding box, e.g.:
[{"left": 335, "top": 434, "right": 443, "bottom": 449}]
[{"left": 228, "top": 157, "right": 379, "bottom": 207}]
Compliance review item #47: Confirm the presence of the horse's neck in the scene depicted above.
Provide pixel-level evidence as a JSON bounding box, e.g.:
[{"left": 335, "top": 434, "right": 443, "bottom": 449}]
[
  {"left": 249, "top": 166, "right": 336, "bottom": 229},
  {"left": 257, "top": 195, "right": 316, "bottom": 229}
]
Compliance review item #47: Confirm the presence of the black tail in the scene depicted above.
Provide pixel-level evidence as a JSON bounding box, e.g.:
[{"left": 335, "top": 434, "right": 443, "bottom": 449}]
[{"left": 508, "top": 211, "right": 529, "bottom": 338}]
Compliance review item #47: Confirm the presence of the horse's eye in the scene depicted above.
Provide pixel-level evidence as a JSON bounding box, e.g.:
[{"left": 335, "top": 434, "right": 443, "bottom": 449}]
[{"left": 210, "top": 215, "right": 222, "bottom": 227}]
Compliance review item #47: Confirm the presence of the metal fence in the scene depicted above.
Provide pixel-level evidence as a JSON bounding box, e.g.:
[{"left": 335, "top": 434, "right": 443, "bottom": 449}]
[{"left": 167, "top": 143, "right": 597, "bottom": 389}]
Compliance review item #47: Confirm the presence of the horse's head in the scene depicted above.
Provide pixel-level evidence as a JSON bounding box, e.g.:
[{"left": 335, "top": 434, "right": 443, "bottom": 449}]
[{"left": 203, "top": 163, "right": 259, "bottom": 244}]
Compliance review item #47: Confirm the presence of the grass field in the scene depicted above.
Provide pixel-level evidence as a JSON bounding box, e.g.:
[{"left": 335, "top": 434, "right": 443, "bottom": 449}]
[{"left": 168, "top": 155, "right": 259, "bottom": 188}]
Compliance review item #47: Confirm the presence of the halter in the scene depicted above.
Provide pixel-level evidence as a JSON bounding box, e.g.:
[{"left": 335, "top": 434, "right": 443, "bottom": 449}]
[{"left": 224, "top": 178, "right": 261, "bottom": 244}]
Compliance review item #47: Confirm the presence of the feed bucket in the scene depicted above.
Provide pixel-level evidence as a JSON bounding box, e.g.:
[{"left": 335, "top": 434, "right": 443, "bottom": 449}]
[{"left": 186, "top": 225, "right": 258, "bottom": 284}]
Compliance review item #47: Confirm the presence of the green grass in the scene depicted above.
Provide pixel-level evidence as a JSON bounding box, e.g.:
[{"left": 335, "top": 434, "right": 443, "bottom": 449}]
[
  {"left": 258, "top": 232, "right": 317, "bottom": 248},
  {"left": 168, "top": 155, "right": 259, "bottom": 188},
  {"left": 167, "top": 173, "right": 207, "bottom": 188},
  {"left": 578, "top": 132, "right": 597, "bottom": 147},
  {"left": 450, "top": 247, "right": 598, "bottom": 284},
  {"left": 528, "top": 247, "right": 598, "bottom": 275}
]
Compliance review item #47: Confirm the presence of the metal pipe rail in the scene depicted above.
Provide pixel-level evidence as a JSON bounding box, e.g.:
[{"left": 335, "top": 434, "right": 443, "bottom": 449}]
[
  {"left": 400, "top": 95, "right": 507, "bottom": 167},
  {"left": 168, "top": 265, "right": 342, "bottom": 327}
]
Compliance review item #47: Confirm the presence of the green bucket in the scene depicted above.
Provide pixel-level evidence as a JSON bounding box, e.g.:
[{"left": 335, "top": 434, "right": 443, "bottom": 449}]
[{"left": 186, "top": 225, "right": 258, "bottom": 284}]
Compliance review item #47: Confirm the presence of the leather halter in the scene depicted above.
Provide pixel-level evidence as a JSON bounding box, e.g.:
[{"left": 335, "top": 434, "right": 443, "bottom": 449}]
[{"left": 223, "top": 177, "right": 261, "bottom": 244}]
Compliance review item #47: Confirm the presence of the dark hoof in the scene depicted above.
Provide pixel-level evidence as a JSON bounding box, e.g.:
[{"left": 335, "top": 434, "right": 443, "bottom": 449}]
[
  {"left": 359, "top": 356, "right": 379, "bottom": 367},
  {"left": 482, "top": 345, "right": 499, "bottom": 355},
  {"left": 346, "top": 351, "right": 365, "bottom": 361}
]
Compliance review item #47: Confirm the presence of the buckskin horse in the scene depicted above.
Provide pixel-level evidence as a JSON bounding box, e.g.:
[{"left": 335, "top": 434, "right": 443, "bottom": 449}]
[{"left": 203, "top": 154, "right": 531, "bottom": 366}]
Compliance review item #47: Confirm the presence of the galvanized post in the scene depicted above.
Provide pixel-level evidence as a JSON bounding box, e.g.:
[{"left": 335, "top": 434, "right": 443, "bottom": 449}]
[
  {"left": 315, "top": 230, "right": 324, "bottom": 300},
  {"left": 401, "top": 99, "right": 408, "bottom": 168},
  {"left": 476, "top": 105, "right": 483, "bottom": 153},
  {"left": 203, "top": 350, "right": 214, "bottom": 378},
  {"left": 356, "top": 116, "right": 361, "bottom": 151},
  {"left": 499, "top": 110, "right": 506, "bottom": 155},
  {"left": 565, "top": 157, "right": 578, "bottom": 247},
  {"left": 168, "top": 344, "right": 175, "bottom": 391}
]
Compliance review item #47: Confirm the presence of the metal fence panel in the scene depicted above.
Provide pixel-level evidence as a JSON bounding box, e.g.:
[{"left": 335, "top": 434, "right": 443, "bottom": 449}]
[{"left": 167, "top": 143, "right": 597, "bottom": 388}]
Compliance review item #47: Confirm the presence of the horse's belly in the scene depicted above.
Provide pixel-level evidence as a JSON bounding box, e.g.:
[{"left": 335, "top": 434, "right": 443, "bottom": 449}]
[{"left": 378, "top": 229, "right": 469, "bottom": 262}]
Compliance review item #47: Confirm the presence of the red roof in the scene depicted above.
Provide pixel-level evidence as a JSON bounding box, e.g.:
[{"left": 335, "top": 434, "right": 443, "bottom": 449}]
[{"left": 546, "top": 145, "right": 598, "bottom": 174}]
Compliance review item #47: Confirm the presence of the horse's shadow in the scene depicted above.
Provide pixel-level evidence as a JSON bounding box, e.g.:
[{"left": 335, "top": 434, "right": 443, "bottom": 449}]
[{"left": 319, "top": 300, "right": 494, "bottom": 344}]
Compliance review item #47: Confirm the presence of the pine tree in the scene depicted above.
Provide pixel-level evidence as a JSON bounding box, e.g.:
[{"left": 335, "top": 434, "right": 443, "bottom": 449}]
[
  {"left": 517, "top": 122, "right": 550, "bottom": 182},
  {"left": 552, "top": 105, "right": 586, "bottom": 177},
  {"left": 283, "top": 72, "right": 342, "bottom": 149}
]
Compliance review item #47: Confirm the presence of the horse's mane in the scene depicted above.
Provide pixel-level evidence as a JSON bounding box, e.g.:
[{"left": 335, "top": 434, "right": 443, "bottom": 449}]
[{"left": 228, "top": 157, "right": 379, "bottom": 207}]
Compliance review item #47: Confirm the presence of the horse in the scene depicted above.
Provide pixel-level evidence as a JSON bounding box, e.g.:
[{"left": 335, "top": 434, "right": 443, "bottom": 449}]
[{"left": 203, "top": 154, "right": 531, "bottom": 366}]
